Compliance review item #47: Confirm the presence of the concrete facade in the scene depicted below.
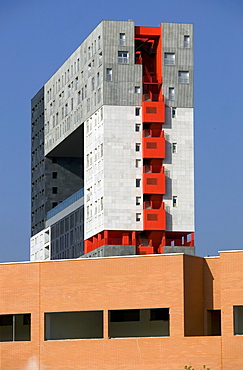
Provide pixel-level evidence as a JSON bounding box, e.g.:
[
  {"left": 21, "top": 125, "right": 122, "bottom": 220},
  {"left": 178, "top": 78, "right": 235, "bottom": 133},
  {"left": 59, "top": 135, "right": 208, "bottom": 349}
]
[{"left": 30, "top": 20, "right": 195, "bottom": 260}]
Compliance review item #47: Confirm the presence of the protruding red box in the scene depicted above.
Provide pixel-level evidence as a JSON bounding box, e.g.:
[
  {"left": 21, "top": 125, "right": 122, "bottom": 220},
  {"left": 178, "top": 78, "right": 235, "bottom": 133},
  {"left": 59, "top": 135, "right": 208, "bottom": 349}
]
[{"left": 142, "top": 101, "right": 165, "bottom": 123}]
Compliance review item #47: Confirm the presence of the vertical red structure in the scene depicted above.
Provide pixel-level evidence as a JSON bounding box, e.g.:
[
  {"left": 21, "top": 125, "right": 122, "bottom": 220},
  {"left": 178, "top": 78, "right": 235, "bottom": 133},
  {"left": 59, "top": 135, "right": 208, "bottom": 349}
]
[{"left": 135, "top": 25, "right": 194, "bottom": 255}]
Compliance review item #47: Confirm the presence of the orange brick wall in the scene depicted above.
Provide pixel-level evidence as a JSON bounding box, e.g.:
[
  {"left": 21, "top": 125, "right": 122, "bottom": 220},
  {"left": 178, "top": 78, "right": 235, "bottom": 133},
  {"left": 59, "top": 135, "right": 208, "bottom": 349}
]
[{"left": 0, "top": 252, "right": 243, "bottom": 369}]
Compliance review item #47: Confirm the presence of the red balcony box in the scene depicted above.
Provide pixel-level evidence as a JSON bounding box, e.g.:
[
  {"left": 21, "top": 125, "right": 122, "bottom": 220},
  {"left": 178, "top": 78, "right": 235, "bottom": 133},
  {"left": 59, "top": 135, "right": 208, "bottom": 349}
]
[
  {"left": 143, "top": 172, "right": 166, "bottom": 194},
  {"left": 142, "top": 136, "right": 165, "bottom": 158},
  {"left": 143, "top": 208, "right": 166, "bottom": 231},
  {"left": 142, "top": 101, "right": 165, "bottom": 123},
  {"left": 137, "top": 245, "right": 155, "bottom": 255}
]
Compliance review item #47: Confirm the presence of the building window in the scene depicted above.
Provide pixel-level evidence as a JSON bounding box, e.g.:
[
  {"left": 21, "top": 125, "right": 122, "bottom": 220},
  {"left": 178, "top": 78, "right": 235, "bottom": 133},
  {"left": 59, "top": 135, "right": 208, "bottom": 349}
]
[
  {"left": 99, "top": 52, "right": 102, "bottom": 66},
  {"left": 0, "top": 314, "right": 31, "bottom": 342},
  {"left": 108, "top": 308, "right": 169, "bottom": 338},
  {"left": 52, "top": 187, "right": 58, "bottom": 194},
  {"left": 136, "top": 197, "right": 141, "bottom": 206},
  {"left": 135, "top": 143, "right": 141, "bottom": 151},
  {"left": 136, "top": 159, "right": 141, "bottom": 168},
  {"left": 173, "top": 196, "right": 177, "bottom": 207},
  {"left": 56, "top": 113, "right": 59, "bottom": 125},
  {"left": 88, "top": 64, "right": 91, "bottom": 77},
  {"left": 136, "top": 213, "right": 142, "bottom": 222},
  {"left": 136, "top": 179, "right": 141, "bottom": 187},
  {"left": 164, "top": 52, "right": 175, "bottom": 65},
  {"left": 84, "top": 85, "right": 87, "bottom": 98},
  {"left": 119, "top": 33, "right": 125, "bottom": 46},
  {"left": 98, "top": 36, "right": 101, "bottom": 49},
  {"left": 184, "top": 35, "right": 190, "bottom": 48},
  {"left": 65, "top": 104, "right": 68, "bottom": 116},
  {"left": 172, "top": 143, "right": 177, "bottom": 153},
  {"left": 178, "top": 71, "right": 189, "bottom": 84},
  {"left": 44, "top": 311, "right": 103, "bottom": 340},
  {"left": 135, "top": 107, "right": 140, "bottom": 116},
  {"left": 106, "top": 68, "right": 112, "bottom": 82},
  {"left": 97, "top": 72, "right": 100, "bottom": 86},
  {"left": 134, "top": 86, "right": 140, "bottom": 94},
  {"left": 78, "top": 91, "right": 81, "bottom": 104},
  {"left": 135, "top": 124, "right": 141, "bottom": 132},
  {"left": 91, "top": 77, "right": 95, "bottom": 90},
  {"left": 75, "top": 77, "right": 78, "bottom": 90},
  {"left": 88, "top": 46, "right": 91, "bottom": 59},
  {"left": 169, "top": 87, "right": 175, "bottom": 101},
  {"left": 97, "top": 88, "right": 101, "bottom": 103},
  {"left": 87, "top": 98, "right": 90, "bottom": 112},
  {"left": 52, "top": 172, "right": 57, "bottom": 179},
  {"left": 234, "top": 306, "right": 243, "bottom": 335},
  {"left": 172, "top": 107, "right": 176, "bottom": 118},
  {"left": 118, "top": 51, "right": 129, "bottom": 64},
  {"left": 71, "top": 98, "right": 73, "bottom": 111}
]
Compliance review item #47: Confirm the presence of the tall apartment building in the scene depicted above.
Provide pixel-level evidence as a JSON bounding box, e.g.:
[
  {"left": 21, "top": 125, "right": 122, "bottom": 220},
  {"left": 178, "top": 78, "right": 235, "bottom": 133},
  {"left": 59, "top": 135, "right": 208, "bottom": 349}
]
[{"left": 30, "top": 20, "right": 194, "bottom": 261}]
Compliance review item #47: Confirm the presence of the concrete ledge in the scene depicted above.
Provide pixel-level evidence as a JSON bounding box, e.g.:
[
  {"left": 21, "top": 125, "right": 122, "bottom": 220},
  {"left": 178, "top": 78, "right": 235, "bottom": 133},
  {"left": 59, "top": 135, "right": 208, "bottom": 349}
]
[
  {"left": 163, "top": 246, "right": 195, "bottom": 256},
  {"left": 81, "top": 245, "right": 136, "bottom": 258}
]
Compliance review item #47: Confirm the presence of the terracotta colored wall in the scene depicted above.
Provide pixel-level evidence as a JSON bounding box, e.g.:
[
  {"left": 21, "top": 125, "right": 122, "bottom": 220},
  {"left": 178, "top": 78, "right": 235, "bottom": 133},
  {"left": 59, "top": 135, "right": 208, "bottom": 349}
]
[{"left": 0, "top": 253, "right": 243, "bottom": 369}]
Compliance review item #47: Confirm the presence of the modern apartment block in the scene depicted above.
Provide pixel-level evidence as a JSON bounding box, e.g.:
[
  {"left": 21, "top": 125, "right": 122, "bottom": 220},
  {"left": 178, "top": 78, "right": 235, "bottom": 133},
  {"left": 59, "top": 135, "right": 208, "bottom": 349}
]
[{"left": 30, "top": 20, "right": 194, "bottom": 261}]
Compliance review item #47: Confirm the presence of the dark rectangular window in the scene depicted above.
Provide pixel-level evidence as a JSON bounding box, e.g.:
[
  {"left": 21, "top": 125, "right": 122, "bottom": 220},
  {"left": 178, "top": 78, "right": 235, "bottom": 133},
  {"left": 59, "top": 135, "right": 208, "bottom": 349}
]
[
  {"left": 108, "top": 308, "right": 170, "bottom": 338},
  {"left": 52, "top": 172, "right": 57, "bottom": 179},
  {"left": 45, "top": 311, "right": 103, "bottom": 340},
  {"left": 234, "top": 306, "right": 243, "bottom": 335},
  {"left": 0, "top": 314, "right": 31, "bottom": 342},
  {"left": 52, "top": 187, "right": 58, "bottom": 194}
]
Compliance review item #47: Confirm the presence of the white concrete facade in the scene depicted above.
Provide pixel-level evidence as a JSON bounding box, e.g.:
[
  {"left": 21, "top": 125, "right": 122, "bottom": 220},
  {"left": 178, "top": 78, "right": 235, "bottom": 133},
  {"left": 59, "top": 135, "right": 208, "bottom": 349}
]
[
  {"left": 163, "top": 107, "right": 194, "bottom": 231},
  {"left": 30, "top": 227, "right": 51, "bottom": 261},
  {"left": 84, "top": 105, "right": 143, "bottom": 240}
]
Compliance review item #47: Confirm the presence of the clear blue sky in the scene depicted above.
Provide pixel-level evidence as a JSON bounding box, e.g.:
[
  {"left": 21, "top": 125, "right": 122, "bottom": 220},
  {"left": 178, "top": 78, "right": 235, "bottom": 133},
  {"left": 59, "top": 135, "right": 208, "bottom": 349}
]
[{"left": 0, "top": 0, "right": 242, "bottom": 262}]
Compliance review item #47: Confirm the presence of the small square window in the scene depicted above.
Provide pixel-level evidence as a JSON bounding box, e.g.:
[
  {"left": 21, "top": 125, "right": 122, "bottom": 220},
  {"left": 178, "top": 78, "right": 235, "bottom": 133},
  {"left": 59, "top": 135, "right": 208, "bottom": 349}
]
[
  {"left": 52, "top": 172, "right": 57, "bottom": 179},
  {"left": 169, "top": 87, "right": 175, "bottom": 101},
  {"left": 136, "top": 197, "right": 141, "bottom": 206},
  {"left": 52, "top": 187, "right": 58, "bottom": 194},
  {"left": 52, "top": 202, "right": 58, "bottom": 208},
  {"left": 172, "top": 143, "right": 177, "bottom": 153},
  {"left": 118, "top": 51, "right": 129, "bottom": 64},
  {"left": 136, "top": 179, "right": 141, "bottom": 187},
  {"left": 135, "top": 86, "right": 140, "bottom": 94},
  {"left": 173, "top": 196, "right": 177, "bottom": 207},
  {"left": 135, "top": 124, "right": 140, "bottom": 132},
  {"left": 106, "top": 68, "right": 112, "bottom": 82},
  {"left": 136, "top": 159, "right": 141, "bottom": 168},
  {"left": 119, "top": 33, "right": 125, "bottom": 46},
  {"left": 184, "top": 35, "right": 190, "bottom": 48},
  {"left": 135, "top": 143, "right": 141, "bottom": 151},
  {"left": 164, "top": 53, "right": 175, "bottom": 65},
  {"left": 178, "top": 71, "right": 189, "bottom": 84},
  {"left": 135, "top": 107, "right": 140, "bottom": 116},
  {"left": 136, "top": 213, "right": 142, "bottom": 221}
]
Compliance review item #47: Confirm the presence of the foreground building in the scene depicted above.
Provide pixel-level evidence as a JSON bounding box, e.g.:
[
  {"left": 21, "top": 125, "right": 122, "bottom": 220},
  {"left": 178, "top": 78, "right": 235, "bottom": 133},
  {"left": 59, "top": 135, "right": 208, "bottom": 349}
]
[
  {"left": 30, "top": 20, "right": 194, "bottom": 261},
  {"left": 1, "top": 250, "right": 243, "bottom": 369}
]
